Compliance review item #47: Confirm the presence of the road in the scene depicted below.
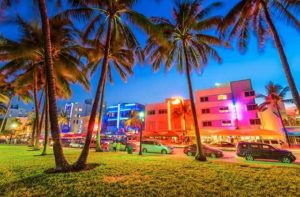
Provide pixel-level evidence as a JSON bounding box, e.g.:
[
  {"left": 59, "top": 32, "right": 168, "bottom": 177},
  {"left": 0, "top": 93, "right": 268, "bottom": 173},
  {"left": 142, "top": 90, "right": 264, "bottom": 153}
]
[{"left": 170, "top": 147, "right": 300, "bottom": 165}]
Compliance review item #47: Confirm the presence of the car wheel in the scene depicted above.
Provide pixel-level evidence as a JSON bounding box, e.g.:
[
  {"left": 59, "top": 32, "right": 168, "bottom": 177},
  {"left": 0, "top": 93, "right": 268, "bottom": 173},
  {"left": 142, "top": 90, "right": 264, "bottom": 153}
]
[
  {"left": 210, "top": 153, "right": 216, "bottom": 158},
  {"left": 281, "top": 157, "right": 291, "bottom": 164},
  {"left": 142, "top": 148, "right": 147, "bottom": 153},
  {"left": 245, "top": 154, "right": 254, "bottom": 161},
  {"left": 161, "top": 149, "right": 167, "bottom": 154},
  {"left": 187, "top": 151, "right": 193, "bottom": 156}
]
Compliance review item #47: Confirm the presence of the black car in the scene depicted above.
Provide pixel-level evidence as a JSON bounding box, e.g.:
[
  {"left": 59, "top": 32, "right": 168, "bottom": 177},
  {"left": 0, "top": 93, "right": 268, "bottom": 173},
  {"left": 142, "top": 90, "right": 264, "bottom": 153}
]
[
  {"left": 210, "top": 141, "right": 235, "bottom": 148},
  {"left": 183, "top": 144, "right": 223, "bottom": 158},
  {"left": 237, "top": 142, "right": 296, "bottom": 163}
]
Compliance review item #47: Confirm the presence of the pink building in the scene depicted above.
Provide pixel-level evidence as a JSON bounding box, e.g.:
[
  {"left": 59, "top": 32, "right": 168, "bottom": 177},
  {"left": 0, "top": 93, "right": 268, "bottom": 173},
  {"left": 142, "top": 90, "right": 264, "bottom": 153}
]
[
  {"left": 144, "top": 80, "right": 263, "bottom": 140},
  {"left": 195, "top": 79, "right": 261, "bottom": 130}
]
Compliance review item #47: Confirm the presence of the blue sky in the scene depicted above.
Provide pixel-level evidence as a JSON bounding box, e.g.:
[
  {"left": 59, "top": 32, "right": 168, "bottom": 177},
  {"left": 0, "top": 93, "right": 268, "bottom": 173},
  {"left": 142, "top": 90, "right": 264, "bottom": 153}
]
[{"left": 1, "top": 0, "right": 299, "bottom": 109}]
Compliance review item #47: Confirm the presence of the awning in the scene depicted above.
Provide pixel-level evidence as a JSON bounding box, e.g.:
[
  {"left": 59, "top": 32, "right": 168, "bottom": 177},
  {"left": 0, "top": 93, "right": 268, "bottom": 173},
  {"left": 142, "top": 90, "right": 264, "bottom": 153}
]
[
  {"left": 212, "top": 129, "right": 282, "bottom": 137},
  {"left": 143, "top": 131, "right": 179, "bottom": 137}
]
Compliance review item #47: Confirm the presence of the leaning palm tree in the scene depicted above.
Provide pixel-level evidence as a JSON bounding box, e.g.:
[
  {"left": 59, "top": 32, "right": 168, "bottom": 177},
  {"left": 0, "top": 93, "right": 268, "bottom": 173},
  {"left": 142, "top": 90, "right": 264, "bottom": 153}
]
[
  {"left": 65, "top": 0, "right": 152, "bottom": 169},
  {"left": 257, "top": 82, "right": 293, "bottom": 147},
  {"left": 85, "top": 39, "right": 136, "bottom": 152},
  {"left": 145, "top": 0, "right": 224, "bottom": 161},
  {"left": 220, "top": 0, "right": 300, "bottom": 112},
  {"left": 88, "top": 41, "right": 135, "bottom": 151}
]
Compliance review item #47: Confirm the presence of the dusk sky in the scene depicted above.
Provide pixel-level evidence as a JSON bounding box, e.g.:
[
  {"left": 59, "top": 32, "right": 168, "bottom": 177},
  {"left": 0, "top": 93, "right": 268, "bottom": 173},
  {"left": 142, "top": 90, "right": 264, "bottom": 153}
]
[{"left": 1, "top": 0, "right": 299, "bottom": 108}]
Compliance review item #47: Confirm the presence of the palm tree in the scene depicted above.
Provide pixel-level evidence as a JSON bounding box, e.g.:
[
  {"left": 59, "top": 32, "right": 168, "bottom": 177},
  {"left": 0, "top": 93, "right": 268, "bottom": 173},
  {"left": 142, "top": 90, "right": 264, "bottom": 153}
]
[
  {"left": 172, "top": 100, "right": 192, "bottom": 136},
  {"left": 258, "top": 82, "right": 293, "bottom": 147},
  {"left": 66, "top": 0, "right": 152, "bottom": 169},
  {"left": 1, "top": 16, "right": 90, "bottom": 150},
  {"left": 1, "top": 0, "right": 74, "bottom": 171},
  {"left": 58, "top": 111, "right": 69, "bottom": 127},
  {"left": 85, "top": 39, "right": 136, "bottom": 152},
  {"left": 145, "top": 0, "right": 223, "bottom": 161},
  {"left": 125, "top": 110, "right": 143, "bottom": 155},
  {"left": 220, "top": 0, "right": 300, "bottom": 112},
  {"left": 41, "top": 85, "right": 49, "bottom": 155}
]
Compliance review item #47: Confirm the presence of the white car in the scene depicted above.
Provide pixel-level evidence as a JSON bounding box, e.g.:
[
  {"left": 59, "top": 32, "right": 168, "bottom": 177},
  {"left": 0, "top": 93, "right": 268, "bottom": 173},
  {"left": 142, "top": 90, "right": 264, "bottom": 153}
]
[{"left": 70, "top": 142, "right": 84, "bottom": 148}]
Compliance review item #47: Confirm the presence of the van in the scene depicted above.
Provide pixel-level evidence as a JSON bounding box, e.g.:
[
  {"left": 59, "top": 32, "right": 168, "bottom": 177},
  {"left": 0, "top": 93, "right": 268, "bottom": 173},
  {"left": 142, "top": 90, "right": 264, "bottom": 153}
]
[
  {"left": 237, "top": 142, "right": 296, "bottom": 163},
  {"left": 256, "top": 139, "right": 284, "bottom": 148}
]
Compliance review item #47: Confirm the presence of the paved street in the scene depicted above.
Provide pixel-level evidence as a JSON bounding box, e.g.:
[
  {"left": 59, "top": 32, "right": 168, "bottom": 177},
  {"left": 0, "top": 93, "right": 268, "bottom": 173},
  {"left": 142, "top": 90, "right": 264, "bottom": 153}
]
[{"left": 170, "top": 147, "right": 300, "bottom": 165}]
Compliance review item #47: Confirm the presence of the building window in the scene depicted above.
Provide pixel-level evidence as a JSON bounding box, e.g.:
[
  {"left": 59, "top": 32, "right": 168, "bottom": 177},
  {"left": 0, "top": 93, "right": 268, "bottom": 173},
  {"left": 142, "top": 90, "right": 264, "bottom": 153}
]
[
  {"left": 147, "top": 110, "right": 156, "bottom": 115},
  {"left": 250, "top": 119, "right": 261, "bottom": 125},
  {"left": 107, "top": 120, "right": 117, "bottom": 126},
  {"left": 200, "top": 97, "right": 209, "bottom": 102},
  {"left": 158, "top": 109, "right": 167, "bottom": 114},
  {"left": 222, "top": 120, "right": 232, "bottom": 126},
  {"left": 219, "top": 107, "right": 229, "bottom": 113},
  {"left": 108, "top": 112, "right": 117, "bottom": 118},
  {"left": 244, "top": 90, "right": 255, "bottom": 97},
  {"left": 247, "top": 104, "right": 257, "bottom": 111},
  {"left": 203, "top": 121, "right": 212, "bottom": 127},
  {"left": 201, "top": 108, "right": 210, "bottom": 114},
  {"left": 217, "top": 94, "right": 227, "bottom": 100}
]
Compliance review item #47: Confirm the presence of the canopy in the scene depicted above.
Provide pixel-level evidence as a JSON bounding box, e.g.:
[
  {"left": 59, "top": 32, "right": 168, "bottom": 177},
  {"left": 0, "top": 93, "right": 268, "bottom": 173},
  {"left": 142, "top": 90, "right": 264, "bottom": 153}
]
[
  {"left": 212, "top": 129, "right": 282, "bottom": 137},
  {"left": 143, "top": 131, "right": 179, "bottom": 137}
]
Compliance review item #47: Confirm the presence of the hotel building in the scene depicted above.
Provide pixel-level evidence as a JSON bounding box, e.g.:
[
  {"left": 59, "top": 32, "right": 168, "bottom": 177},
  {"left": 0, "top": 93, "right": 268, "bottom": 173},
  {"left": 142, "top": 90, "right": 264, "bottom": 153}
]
[
  {"left": 145, "top": 98, "right": 193, "bottom": 138},
  {"left": 195, "top": 79, "right": 261, "bottom": 130},
  {"left": 144, "top": 79, "right": 267, "bottom": 142}
]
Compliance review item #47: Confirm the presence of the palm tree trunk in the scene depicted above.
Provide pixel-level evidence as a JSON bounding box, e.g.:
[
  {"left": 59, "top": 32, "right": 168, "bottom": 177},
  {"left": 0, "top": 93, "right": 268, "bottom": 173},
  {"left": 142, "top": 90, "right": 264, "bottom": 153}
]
[
  {"left": 35, "top": 96, "right": 46, "bottom": 149},
  {"left": 275, "top": 103, "right": 291, "bottom": 147},
  {"left": 33, "top": 70, "right": 40, "bottom": 150},
  {"left": 183, "top": 44, "right": 206, "bottom": 161},
  {"left": 31, "top": 118, "right": 36, "bottom": 147},
  {"left": 262, "top": 1, "right": 300, "bottom": 112},
  {"left": 96, "top": 78, "right": 107, "bottom": 152},
  {"left": 74, "top": 17, "right": 113, "bottom": 170},
  {"left": 38, "top": 0, "right": 70, "bottom": 171},
  {"left": 42, "top": 86, "right": 49, "bottom": 156},
  {"left": 0, "top": 95, "right": 13, "bottom": 133},
  {"left": 31, "top": 88, "right": 45, "bottom": 147}
]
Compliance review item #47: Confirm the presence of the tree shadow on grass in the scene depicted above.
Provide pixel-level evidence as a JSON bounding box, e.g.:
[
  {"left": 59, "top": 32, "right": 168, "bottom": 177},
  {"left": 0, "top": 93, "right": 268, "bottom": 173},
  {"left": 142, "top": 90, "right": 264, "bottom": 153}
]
[{"left": 45, "top": 163, "right": 101, "bottom": 174}]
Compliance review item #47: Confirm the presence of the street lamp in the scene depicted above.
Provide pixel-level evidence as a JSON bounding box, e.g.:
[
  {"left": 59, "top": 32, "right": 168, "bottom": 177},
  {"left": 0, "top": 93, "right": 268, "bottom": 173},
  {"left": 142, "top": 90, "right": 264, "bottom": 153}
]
[{"left": 138, "top": 112, "right": 145, "bottom": 155}]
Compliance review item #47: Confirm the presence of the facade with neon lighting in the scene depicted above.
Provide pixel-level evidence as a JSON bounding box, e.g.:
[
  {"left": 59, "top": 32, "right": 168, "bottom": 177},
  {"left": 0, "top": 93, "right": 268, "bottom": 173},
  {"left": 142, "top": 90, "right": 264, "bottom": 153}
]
[
  {"left": 195, "top": 79, "right": 260, "bottom": 130},
  {"left": 144, "top": 79, "right": 287, "bottom": 143},
  {"left": 103, "top": 103, "right": 145, "bottom": 136}
]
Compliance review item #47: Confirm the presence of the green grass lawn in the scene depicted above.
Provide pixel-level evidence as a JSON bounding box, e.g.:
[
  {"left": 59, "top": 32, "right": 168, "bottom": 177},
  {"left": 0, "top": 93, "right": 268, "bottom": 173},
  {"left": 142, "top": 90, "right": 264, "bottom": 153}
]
[{"left": 1, "top": 145, "right": 300, "bottom": 196}]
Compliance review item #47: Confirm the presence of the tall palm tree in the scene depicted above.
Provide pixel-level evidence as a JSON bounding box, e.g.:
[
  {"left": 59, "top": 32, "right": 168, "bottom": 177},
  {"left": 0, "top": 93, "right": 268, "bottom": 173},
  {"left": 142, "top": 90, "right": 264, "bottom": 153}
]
[
  {"left": 145, "top": 0, "right": 224, "bottom": 161},
  {"left": 220, "top": 0, "right": 300, "bottom": 112},
  {"left": 258, "top": 82, "right": 293, "bottom": 147},
  {"left": 66, "top": 0, "right": 152, "bottom": 169}
]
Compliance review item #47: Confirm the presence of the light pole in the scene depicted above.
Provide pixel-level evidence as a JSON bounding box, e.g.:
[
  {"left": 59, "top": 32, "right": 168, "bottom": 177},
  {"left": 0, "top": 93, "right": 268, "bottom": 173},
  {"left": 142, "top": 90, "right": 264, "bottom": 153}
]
[{"left": 138, "top": 112, "right": 144, "bottom": 155}]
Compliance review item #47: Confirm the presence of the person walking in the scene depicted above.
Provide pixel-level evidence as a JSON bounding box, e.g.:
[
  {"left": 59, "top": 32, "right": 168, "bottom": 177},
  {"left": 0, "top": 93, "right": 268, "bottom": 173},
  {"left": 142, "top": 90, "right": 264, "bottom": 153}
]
[{"left": 112, "top": 141, "right": 117, "bottom": 152}]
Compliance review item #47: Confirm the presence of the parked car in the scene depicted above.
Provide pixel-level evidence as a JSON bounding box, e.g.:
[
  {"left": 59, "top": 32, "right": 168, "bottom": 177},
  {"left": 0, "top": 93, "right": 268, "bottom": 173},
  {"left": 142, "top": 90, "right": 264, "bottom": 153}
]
[
  {"left": 210, "top": 141, "right": 235, "bottom": 148},
  {"left": 70, "top": 141, "right": 84, "bottom": 148},
  {"left": 237, "top": 142, "right": 296, "bottom": 163},
  {"left": 141, "top": 140, "right": 173, "bottom": 154},
  {"left": 183, "top": 144, "right": 223, "bottom": 158}
]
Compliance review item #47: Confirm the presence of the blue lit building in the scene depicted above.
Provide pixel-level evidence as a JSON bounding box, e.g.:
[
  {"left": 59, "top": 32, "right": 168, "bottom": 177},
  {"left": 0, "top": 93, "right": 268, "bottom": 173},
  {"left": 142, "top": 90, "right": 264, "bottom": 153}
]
[{"left": 103, "top": 103, "right": 145, "bottom": 135}]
